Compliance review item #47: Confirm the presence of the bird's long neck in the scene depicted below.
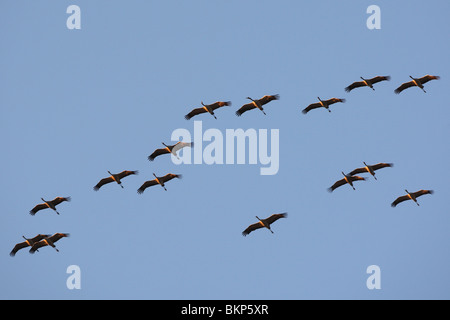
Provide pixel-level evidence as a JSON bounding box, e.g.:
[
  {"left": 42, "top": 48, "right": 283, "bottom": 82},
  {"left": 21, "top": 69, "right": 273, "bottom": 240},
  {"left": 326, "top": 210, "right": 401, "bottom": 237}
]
[
  {"left": 247, "top": 97, "right": 254, "bottom": 102},
  {"left": 255, "top": 216, "right": 261, "bottom": 221}
]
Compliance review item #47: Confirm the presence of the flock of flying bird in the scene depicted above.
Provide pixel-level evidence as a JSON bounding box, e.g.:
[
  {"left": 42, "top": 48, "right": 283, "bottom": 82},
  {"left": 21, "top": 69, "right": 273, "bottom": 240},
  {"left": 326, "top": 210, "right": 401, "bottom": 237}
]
[{"left": 10, "top": 73, "right": 439, "bottom": 255}]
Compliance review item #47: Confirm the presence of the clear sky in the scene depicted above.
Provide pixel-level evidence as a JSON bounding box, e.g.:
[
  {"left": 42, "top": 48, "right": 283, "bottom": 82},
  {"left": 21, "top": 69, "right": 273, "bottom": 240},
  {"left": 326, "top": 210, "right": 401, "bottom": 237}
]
[{"left": 1, "top": 1, "right": 449, "bottom": 300}]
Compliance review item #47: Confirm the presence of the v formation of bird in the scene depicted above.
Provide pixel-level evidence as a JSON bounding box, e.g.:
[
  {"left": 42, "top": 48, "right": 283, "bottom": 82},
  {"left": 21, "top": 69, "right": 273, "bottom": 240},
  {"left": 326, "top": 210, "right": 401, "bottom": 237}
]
[{"left": 11, "top": 75, "right": 439, "bottom": 256}]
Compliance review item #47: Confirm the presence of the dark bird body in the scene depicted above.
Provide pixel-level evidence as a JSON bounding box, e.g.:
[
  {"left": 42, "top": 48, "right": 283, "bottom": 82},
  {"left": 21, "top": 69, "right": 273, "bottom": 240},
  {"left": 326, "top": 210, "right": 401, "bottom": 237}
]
[
  {"left": 394, "top": 75, "right": 440, "bottom": 94},
  {"left": 328, "top": 172, "right": 367, "bottom": 192},
  {"left": 348, "top": 162, "right": 393, "bottom": 180},
  {"left": 391, "top": 189, "right": 434, "bottom": 207},
  {"left": 30, "top": 197, "right": 71, "bottom": 216},
  {"left": 302, "top": 97, "right": 346, "bottom": 114},
  {"left": 345, "top": 76, "right": 391, "bottom": 92},
  {"left": 185, "top": 101, "right": 231, "bottom": 120},
  {"left": 94, "top": 170, "right": 138, "bottom": 191},
  {"left": 29, "top": 233, "right": 70, "bottom": 254},
  {"left": 137, "top": 173, "right": 182, "bottom": 194},
  {"left": 242, "top": 213, "right": 287, "bottom": 236},
  {"left": 236, "top": 95, "right": 279, "bottom": 116},
  {"left": 10, "top": 234, "right": 51, "bottom": 256}
]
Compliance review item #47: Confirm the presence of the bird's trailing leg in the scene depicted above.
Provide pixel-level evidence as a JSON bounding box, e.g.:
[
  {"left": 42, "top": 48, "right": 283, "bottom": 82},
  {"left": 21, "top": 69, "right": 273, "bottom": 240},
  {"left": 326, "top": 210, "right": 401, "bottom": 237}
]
[
  {"left": 348, "top": 181, "right": 355, "bottom": 190},
  {"left": 48, "top": 242, "right": 59, "bottom": 252},
  {"left": 159, "top": 183, "right": 167, "bottom": 191}
]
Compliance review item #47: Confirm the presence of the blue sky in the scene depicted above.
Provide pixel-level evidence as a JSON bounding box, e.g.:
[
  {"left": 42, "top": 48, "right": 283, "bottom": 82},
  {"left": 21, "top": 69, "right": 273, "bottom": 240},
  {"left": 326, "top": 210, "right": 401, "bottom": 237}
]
[{"left": 1, "top": 1, "right": 449, "bottom": 299}]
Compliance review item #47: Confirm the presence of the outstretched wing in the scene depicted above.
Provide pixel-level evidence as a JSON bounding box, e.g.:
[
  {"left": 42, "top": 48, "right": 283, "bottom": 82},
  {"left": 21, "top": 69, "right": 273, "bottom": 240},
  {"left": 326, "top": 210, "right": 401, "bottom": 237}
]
[
  {"left": 394, "top": 81, "right": 415, "bottom": 94},
  {"left": 348, "top": 167, "right": 367, "bottom": 176},
  {"left": 160, "top": 173, "right": 182, "bottom": 183},
  {"left": 49, "top": 197, "right": 71, "bottom": 206},
  {"left": 49, "top": 233, "right": 70, "bottom": 243},
  {"left": 185, "top": 107, "right": 207, "bottom": 120},
  {"left": 328, "top": 178, "right": 347, "bottom": 192},
  {"left": 325, "top": 98, "right": 345, "bottom": 105},
  {"left": 412, "top": 189, "right": 434, "bottom": 198},
  {"left": 10, "top": 241, "right": 30, "bottom": 257},
  {"left": 418, "top": 75, "right": 440, "bottom": 84},
  {"left": 349, "top": 175, "right": 366, "bottom": 182},
  {"left": 29, "top": 241, "right": 48, "bottom": 254},
  {"left": 369, "top": 75, "right": 391, "bottom": 84},
  {"left": 148, "top": 148, "right": 170, "bottom": 161},
  {"left": 242, "top": 222, "right": 264, "bottom": 236},
  {"left": 371, "top": 163, "right": 394, "bottom": 171},
  {"left": 265, "top": 213, "right": 288, "bottom": 225},
  {"left": 29, "top": 203, "right": 48, "bottom": 215},
  {"left": 137, "top": 179, "right": 159, "bottom": 194},
  {"left": 116, "top": 170, "right": 139, "bottom": 179},
  {"left": 236, "top": 103, "right": 256, "bottom": 116},
  {"left": 302, "top": 102, "right": 322, "bottom": 114},
  {"left": 391, "top": 195, "right": 410, "bottom": 207},
  {"left": 172, "top": 142, "right": 193, "bottom": 154},
  {"left": 345, "top": 81, "right": 366, "bottom": 92},
  {"left": 210, "top": 101, "right": 232, "bottom": 110},
  {"left": 30, "top": 234, "right": 52, "bottom": 243},
  {"left": 258, "top": 94, "right": 279, "bottom": 106},
  {"left": 93, "top": 177, "right": 114, "bottom": 191}
]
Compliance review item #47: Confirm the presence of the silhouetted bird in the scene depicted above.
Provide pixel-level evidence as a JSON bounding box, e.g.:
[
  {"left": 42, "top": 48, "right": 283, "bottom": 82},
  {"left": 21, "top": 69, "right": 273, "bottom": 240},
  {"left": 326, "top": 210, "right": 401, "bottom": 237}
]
[
  {"left": 185, "top": 101, "right": 231, "bottom": 120},
  {"left": 10, "top": 234, "right": 51, "bottom": 256},
  {"left": 30, "top": 197, "right": 71, "bottom": 216},
  {"left": 242, "top": 213, "right": 287, "bottom": 236},
  {"left": 345, "top": 76, "right": 391, "bottom": 92},
  {"left": 148, "top": 141, "right": 193, "bottom": 161},
  {"left": 328, "top": 172, "right": 367, "bottom": 192},
  {"left": 394, "top": 75, "right": 440, "bottom": 94},
  {"left": 391, "top": 189, "right": 434, "bottom": 207},
  {"left": 137, "top": 173, "right": 182, "bottom": 194},
  {"left": 236, "top": 95, "right": 279, "bottom": 116},
  {"left": 29, "top": 233, "right": 70, "bottom": 254},
  {"left": 93, "top": 170, "right": 138, "bottom": 191},
  {"left": 348, "top": 162, "right": 393, "bottom": 180},
  {"left": 302, "top": 97, "right": 345, "bottom": 114}
]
